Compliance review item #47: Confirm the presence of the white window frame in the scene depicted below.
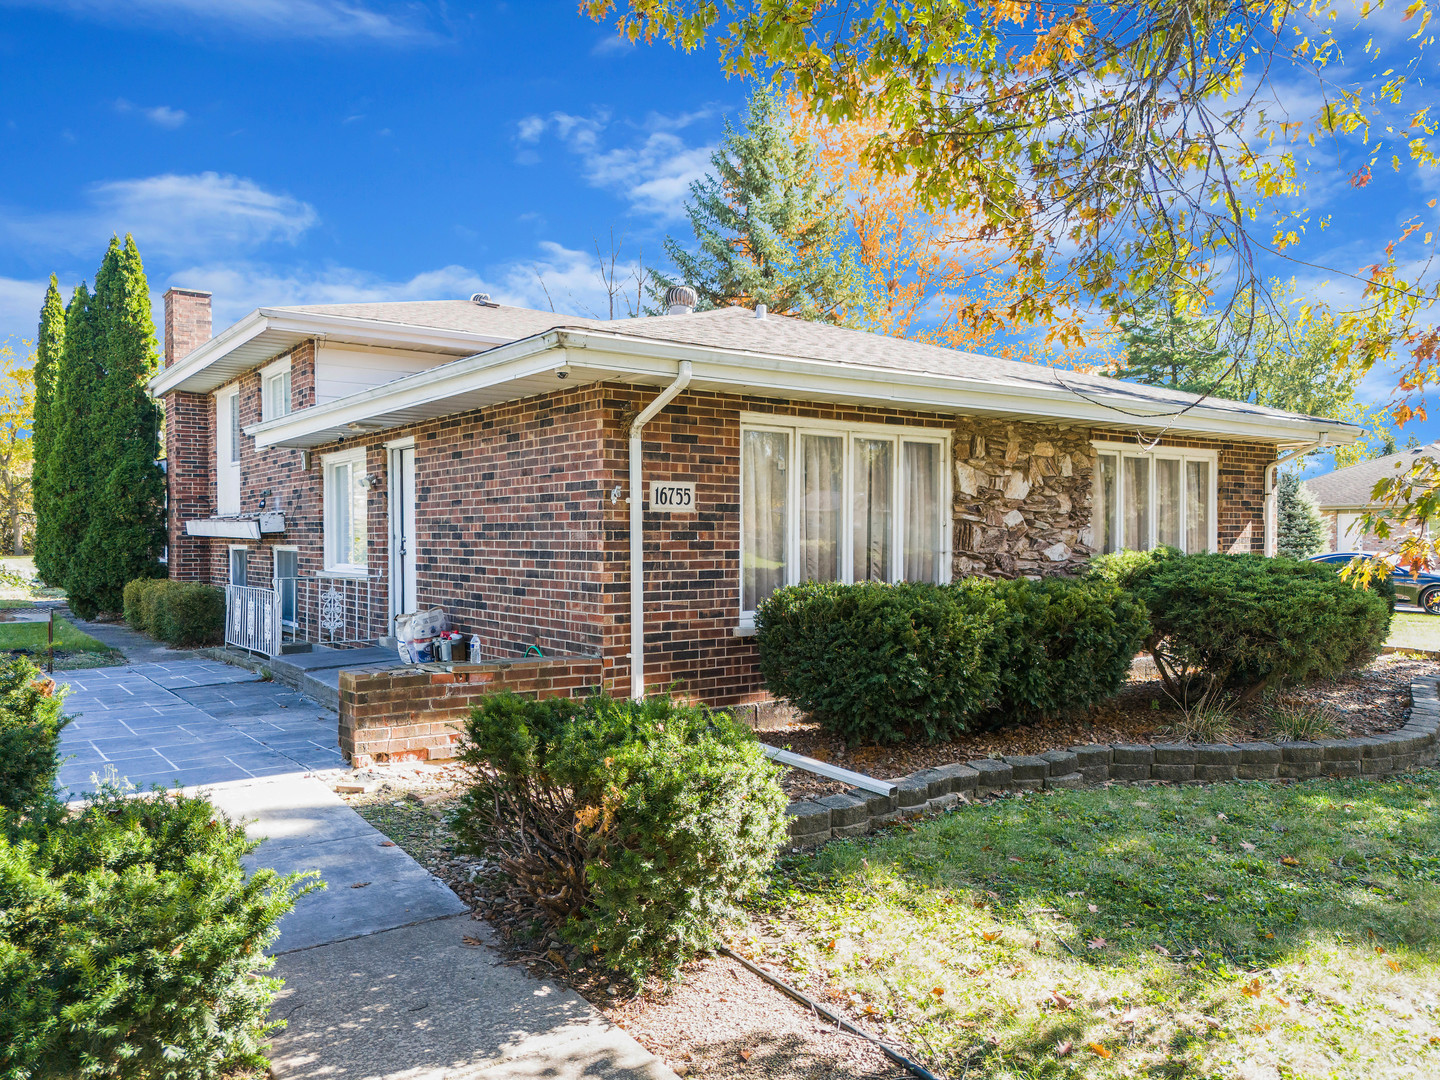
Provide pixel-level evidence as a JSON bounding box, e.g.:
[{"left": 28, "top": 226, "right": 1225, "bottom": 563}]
[
  {"left": 273, "top": 545, "right": 299, "bottom": 626},
  {"left": 215, "top": 386, "right": 241, "bottom": 516},
  {"left": 228, "top": 545, "right": 249, "bottom": 587},
  {"left": 322, "top": 447, "right": 369, "bottom": 576},
  {"left": 260, "top": 357, "right": 293, "bottom": 422},
  {"left": 738, "top": 413, "right": 952, "bottom": 628},
  {"left": 1091, "top": 440, "right": 1218, "bottom": 554}
]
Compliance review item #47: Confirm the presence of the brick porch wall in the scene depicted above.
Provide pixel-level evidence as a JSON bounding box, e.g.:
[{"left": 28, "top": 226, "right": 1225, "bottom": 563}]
[{"left": 339, "top": 655, "right": 606, "bottom": 765}]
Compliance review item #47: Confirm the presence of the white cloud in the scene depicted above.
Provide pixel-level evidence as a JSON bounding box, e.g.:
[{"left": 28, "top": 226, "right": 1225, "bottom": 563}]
[
  {"left": 590, "top": 34, "right": 635, "bottom": 58},
  {"left": 0, "top": 0, "right": 435, "bottom": 41},
  {"left": 514, "top": 110, "right": 715, "bottom": 220},
  {"left": 0, "top": 172, "right": 318, "bottom": 259},
  {"left": 115, "top": 99, "right": 188, "bottom": 128},
  {"left": 0, "top": 277, "right": 49, "bottom": 351}
]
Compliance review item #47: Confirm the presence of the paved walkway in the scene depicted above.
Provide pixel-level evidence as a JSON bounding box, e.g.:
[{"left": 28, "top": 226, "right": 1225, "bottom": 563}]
[{"left": 54, "top": 651, "right": 673, "bottom": 1080}]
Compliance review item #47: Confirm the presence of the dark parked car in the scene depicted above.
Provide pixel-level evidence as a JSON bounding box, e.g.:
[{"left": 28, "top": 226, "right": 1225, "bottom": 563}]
[{"left": 1309, "top": 551, "right": 1440, "bottom": 613}]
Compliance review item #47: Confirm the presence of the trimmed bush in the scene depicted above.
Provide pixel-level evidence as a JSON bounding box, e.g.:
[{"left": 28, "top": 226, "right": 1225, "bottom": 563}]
[
  {"left": 1124, "top": 552, "right": 1391, "bottom": 702},
  {"left": 155, "top": 582, "right": 224, "bottom": 647},
  {"left": 1084, "top": 545, "right": 1181, "bottom": 589},
  {"left": 0, "top": 658, "right": 69, "bottom": 818},
  {"left": 122, "top": 577, "right": 157, "bottom": 630},
  {"left": 0, "top": 785, "right": 315, "bottom": 1079},
  {"left": 451, "top": 691, "right": 787, "bottom": 982},
  {"left": 138, "top": 578, "right": 174, "bottom": 638},
  {"left": 755, "top": 581, "right": 1002, "bottom": 744},
  {"left": 976, "top": 575, "right": 1150, "bottom": 729}
]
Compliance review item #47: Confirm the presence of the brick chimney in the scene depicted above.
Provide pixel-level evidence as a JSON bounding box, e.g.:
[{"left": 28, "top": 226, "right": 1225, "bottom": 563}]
[{"left": 163, "top": 287, "right": 212, "bottom": 368}]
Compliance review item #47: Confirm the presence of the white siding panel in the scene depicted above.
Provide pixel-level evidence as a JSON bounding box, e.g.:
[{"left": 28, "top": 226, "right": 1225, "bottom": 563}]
[{"left": 314, "top": 345, "right": 460, "bottom": 405}]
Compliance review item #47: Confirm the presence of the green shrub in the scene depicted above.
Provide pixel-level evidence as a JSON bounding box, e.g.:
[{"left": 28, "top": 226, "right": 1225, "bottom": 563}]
[
  {"left": 0, "top": 657, "right": 69, "bottom": 818},
  {"left": 1126, "top": 552, "right": 1391, "bottom": 703},
  {"left": 122, "top": 577, "right": 162, "bottom": 630},
  {"left": 1084, "top": 545, "right": 1181, "bottom": 589},
  {"left": 138, "top": 578, "right": 174, "bottom": 638},
  {"left": 155, "top": 582, "right": 224, "bottom": 647},
  {"left": 755, "top": 580, "right": 1002, "bottom": 744},
  {"left": 451, "top": 691, "right": 787, "bottom": 982},
  {"left": 0, "top": 785, "right": 316, "bottom": 1079},
  {"left": 975, "top": 575, "right": 1150, "bottom": 728}
]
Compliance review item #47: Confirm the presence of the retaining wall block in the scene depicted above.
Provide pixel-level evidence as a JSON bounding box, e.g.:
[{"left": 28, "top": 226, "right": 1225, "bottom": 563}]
[
  {"left": 1005, "top": 755, "right": 1049, "bottom": 782},
  {"left": 1321, "top": 738, "right": 1368, "bottom": 761},
  {"left": 1360, "top": 737, "right": 1394, "bottom": 759},
  {"left": 1111, "top": 744, "right": 1155, "bottom": 767},
  {"left": 1240, "top": 742, "right": 1283, "bottom": 765},
  {"left": 1109, "top": 763, "right": 1151, "bottom": 782},
  {"left": 1153, "top": 743, "right": 1198, "bottom": 766},
  {"left": 969, "top": 759, "right": 1013, "bottom": 790},
  {"left": 1319, "top": 759, "right": 1361, "bottom": 777},
  {"left": 894, "top": 775, "right": 930, "bottom": 809},
  {"left": 1280, "top": 741, "right": 1324, "bottom": 763},
  {"left": 1195, "top": 764, "right": 1239, "bottom": 783},
  {"left": 1011, "top": 778, "right": 1046, "bottom": 792},
  {"left": 912, "top": 768, "right": 952, "bottom": 800},
  {"left": 1045, "top": 772, "right": 1085, "bottom": 791},
  {"left": 1071, "top": 744, "right": 1113, "bottom": 770},
  {"left": 847, "top": 786, "right": 897, "bottom": 817},
  {"left": 1040, "top": 749, "right": 1080, "bottom": 776},
  {"left": 786, "top": 801, "right": 832, "bottom": 843},
  {"left": 936, "top": 762, "right": 980, "bottom": 793},
  {"left": 832, "top": 821, "right": 872, "bottom": 839},
  {"left": 817, "top": 793, "right": 869, "bottom": 829},
  {"left": 1238, "top": 763, "right": 1280, "bottom": 780},
  {"left": 1195, "top": 744, "right": 1242, "bottom": 767},
  {"left": 1278, "top": 761, "right": 1323, "bottom": 780},
  {"left": 927, "top": 792, "right": 961, "bottom": 813},
  {"left": 1079, "top": 765, "right": 1110, "bottom": 786},
  {"left": 1151, "top": 763, "right": 1196, "bottom": 782}
]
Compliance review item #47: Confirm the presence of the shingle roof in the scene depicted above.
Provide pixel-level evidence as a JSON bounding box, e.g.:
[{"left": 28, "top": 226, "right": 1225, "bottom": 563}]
[
  {"left": 1302, "top": 443, "right": 1440, "bottom": 508},
  {"left": 273, "top": 300, "right": 1351, "bottom": 431}
]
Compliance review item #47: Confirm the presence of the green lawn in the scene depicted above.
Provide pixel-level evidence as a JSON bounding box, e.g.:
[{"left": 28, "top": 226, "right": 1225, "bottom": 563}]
[
  {"left": 759, "top": 775, "right": 1440, "bottom": 1079},
  {"left": 1388, "top": 611, "right": 1440, "bottom": 652}
]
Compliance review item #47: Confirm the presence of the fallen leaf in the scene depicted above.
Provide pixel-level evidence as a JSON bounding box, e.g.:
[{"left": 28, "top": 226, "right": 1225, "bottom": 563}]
[
  {"left": 1242, "top": 978, "right": 1263, "bottom": 998},
  {"left": 1087, "top": 936, "right": 1107, "bottom": 950},
  {"left": 863, "top": 1004, "right": 878, "bottom": 1016},
  {"left": 982, "top": 931, "right": 1002, "bottom": 942},
  {"left": 1216, "top": 812, "right": 1228, "bottom": 821},
  {"left": 1241, "top": 841, "right": 1257, "bottom": 852},
  {"left": 1008, "top": 856, "right": 1023, "bottom": 863},
  {"left": 1280, "top": 855, "right": 1301, "bottom": 867},
  {"left": 739, "top": 1048, "right": 753, "bottom": 1062},
  {"left": 1051, "top": 990, "right": 1073, "bottom": 1010},
  {"left": 1203, "top": 894, "right": 1219, "bottom": 902},
  {"left": 1387, "top": 958, "right": 1402, "bottom": 973},
  {"left": 1273, "top": 994, "right": 1290, "bottom": 1006},
  {"left": 1066, "top": 891, "right": 1083, "bottom": 898},
  {"left": 350, "top": 881, "right": 370, "bottom": 889},
  {"left": 1087, "top": 1042, "right": 1112, "bottom": 1059},
  {"left": 1056, "top": 1040, "right": 1073, "bottom": 1057},
  {"left": 931, "top": 987, "right": 945, "bottom": 997},
  {"left": 1262, "top": 931, "right": 1275, "bottom": 940},
  {"left": 1210, "top": 835, "right": 1218, "bottom": 844},
  {"left": 1088, "top": 903, "right": 1098, "bottom": 913},
  {"left": 378, "top": 840, "right": 396, "bottom": 847},
  {"left": 1375, "top": 945, "right": 1387, "bottom": 955},
  {"left": 1151, "top": 944, "right": 1172, "bottom": 957},
  {"left": 462, "top": 935, "right": 484, "bottom": 946}
]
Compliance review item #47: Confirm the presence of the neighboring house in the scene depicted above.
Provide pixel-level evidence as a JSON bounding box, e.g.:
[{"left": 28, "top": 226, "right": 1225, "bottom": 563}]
[
  {"left": 1302, "top": 443, "right": 1440, "bottom": 552},
  {"left": 152, "top": 287, "right": 1357, "bottom": 747}
]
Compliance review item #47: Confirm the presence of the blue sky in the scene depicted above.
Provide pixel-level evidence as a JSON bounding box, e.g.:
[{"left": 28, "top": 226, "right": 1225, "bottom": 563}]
[{"left": 0, "top": 0, "right": 1434, "bottom": 468}]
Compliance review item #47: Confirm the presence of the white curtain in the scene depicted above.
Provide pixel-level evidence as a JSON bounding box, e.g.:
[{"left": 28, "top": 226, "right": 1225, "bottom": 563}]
[
  {"left": 742, "top": 430, "right": 788, "bottom": 609},
  {"left": 853, "top": 438, "right": 892, "bottom": 581},
  {"left": 1095, "top": 453, "right": 1118, "bottom": 554},
  {"left": 1186, "top": 460, "right": 1211, "bottom": 552},
  {"left": 903, "top": 441, "right": 942, "bottom": 582},
  {"left": 1155, "top": 458, "right": 1181, "bottom": 548},
  {"left": 800, "top": 434, "right": 843, "bottom": 582},
  {"left": 328, "top": 462, "right": 351, "bottom": 567},
  {"left": 1123, "top": 455, "right": 1150, "bottom": 550}
]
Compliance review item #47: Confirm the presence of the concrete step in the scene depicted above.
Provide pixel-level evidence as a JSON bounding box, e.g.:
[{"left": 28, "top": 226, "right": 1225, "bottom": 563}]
[{"left": 266, "top": 645, "right": 401, "bottom": 712}]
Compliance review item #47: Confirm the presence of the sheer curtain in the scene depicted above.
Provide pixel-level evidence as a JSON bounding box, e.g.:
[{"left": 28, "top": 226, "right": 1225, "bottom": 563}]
[
  {"left": 1095, "top": 453, "right": 1118, "bottom": 553},
  {"left": 903, "top": 441, "right": 942, "bottom": 582},
  {"left": 1123, "top": 456, "right": 1150, "bottom": 550},
  {"left": 853, "top": 438, "right": 892, "bottom": 581},
  {"left": 742, "top": 429, "right": 788, "bottom": 609},
  {"left": 1186, "top": 460, "right": 1211, "bottom": 552},
  {"left": 800, "top": 434, "right": 843, "bottom": 582},
  {"left": 1155, "top": 458, "right": 1181, "bottom": 548}
]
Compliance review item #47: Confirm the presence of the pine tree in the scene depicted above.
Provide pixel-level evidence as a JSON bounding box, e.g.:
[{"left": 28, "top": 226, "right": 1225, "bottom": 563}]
[
  {"left": 72, "top": 235, "right": 167, "bottom": 616},
  {"left": 652, "top": 88, "right": 868, "bottom": 324},
  {"left": 48, "top": 280, "right": 103, "bottom": 613},
  {"left": 1277, "top": 472, "right": 1327, "bottom": 559},
  {"left": 1115, "top": 295, "right": 1230, "bottom": 392},
  {"left": 31, "top": 276, "right": 64, "bottom": 586}
]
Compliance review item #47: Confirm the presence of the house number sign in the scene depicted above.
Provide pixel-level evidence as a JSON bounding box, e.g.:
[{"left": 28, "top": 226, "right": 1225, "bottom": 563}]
[{"left": 649, "top": 481, "right": 696, "bottom": 514}]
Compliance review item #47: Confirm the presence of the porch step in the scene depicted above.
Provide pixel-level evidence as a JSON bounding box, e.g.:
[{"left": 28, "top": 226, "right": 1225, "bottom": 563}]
[{"left": 266, "top": 646, "right": 401, "bottom": 713}]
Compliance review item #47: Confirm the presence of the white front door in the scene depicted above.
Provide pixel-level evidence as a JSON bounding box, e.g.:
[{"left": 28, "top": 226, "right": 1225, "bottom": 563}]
[{"left": 388, "top": 444, "right": 417, "bottom": 621}]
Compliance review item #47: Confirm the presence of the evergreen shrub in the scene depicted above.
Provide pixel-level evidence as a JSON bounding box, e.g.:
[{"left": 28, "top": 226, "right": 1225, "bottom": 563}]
[
  {"left": 0, "top": 658, "right": 68, "bottom": 817},
  {"left": 1120, "top": 552, "right": 1391, "bottom": 702},
  {"left": 0, "top": 785, "right": 314, "bottom": 1079},
  {"left": 451, "top": 691, "right": 787, "bottom": 982},
  {"left": 122, "top": 578, "right": 154, "bottom": 630},
  {"left": 154, "top": 583, "right": 224, "bottom": 647},
  {"left": 138, "top": 579, "right": 174, "bottom": 638},
  {"left": 754, "top": 577, "right": 1146, "bottom": 743}
]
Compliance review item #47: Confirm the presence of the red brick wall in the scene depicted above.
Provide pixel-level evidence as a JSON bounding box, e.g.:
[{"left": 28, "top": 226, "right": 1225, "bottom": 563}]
[
  {"left": 162, "top": 390, "right": 214, "bottom": 579},
  {"left": 339, "top": 655, "right": 605, "bottom": 765},
  {"left": 162, "top": 288, "right": 211, "bottom": 368}
]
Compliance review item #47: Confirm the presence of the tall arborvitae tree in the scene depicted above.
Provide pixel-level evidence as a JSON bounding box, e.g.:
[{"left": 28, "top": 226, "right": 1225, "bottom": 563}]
[
  {"left": 651, "top": 88, "right": 868, "bottom": 324},
  {"left": 71, "top": 235, "right": 166, "bottom": 615},
  {"left": 48, "top": 281, "right": 103, "bottom": 612},
  {"left": 31, "top": 275, "right": 64, "bottom": 585}
]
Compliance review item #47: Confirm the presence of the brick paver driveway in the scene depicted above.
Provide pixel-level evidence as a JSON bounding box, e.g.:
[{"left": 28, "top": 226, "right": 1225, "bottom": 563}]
[{"left": 57, "top": 658, "right": 344, "bottom": 797}]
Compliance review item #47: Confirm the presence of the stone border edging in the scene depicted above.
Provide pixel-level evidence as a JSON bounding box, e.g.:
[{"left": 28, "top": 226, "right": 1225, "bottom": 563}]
[{"left": 783, "top": 678, "right": 1440, "bottom": 848}]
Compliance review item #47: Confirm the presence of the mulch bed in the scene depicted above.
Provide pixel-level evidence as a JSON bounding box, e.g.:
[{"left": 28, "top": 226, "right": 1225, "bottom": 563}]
[{"left": 762, "top": 654, "right": 1437, "bottom": 801}]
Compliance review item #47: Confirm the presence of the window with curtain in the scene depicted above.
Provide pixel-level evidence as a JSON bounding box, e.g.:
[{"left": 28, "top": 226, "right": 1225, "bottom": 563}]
[
  {"left": 263, "top": 365, "right": 292, "bottom": 421},
  {"left": 1094, "top": 445, "right": 1215, "bottom": 553},
  {"left": 229, "top": 392, "right": 241, "bottom": 464},
  {"left": 323, "top": 450, "right": 368, "bottom": 572},
  {"left": 739, "top": 420, "right": 949, "bottom": 616}
]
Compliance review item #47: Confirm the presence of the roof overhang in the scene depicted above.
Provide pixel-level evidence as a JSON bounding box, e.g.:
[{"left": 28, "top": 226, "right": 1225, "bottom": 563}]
[
  {"left": 247, "top": 328, "right": 1364, "bottom": 451},
  {"left": 149, "top": 308, "right": 519, "bottom": 397}
]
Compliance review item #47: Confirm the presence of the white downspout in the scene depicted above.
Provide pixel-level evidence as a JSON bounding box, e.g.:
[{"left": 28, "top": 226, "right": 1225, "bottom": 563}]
[
  {"left": 629, "top": 361, "right": 692, "bottom": 700},
  {"left": 1264, "top": 434, "right": 1328, "bottom": 556}
]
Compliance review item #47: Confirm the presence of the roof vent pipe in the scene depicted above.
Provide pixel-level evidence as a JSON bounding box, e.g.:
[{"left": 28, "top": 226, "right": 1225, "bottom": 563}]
[
  {"left": 665, "top": 285, "right": 697, "bottom": 316},
  {"left": 755, "top": 303, "right": 767, "bottom": 320},
  {"left": 470, "top": 293, "right": 498, "bottom": 307}
]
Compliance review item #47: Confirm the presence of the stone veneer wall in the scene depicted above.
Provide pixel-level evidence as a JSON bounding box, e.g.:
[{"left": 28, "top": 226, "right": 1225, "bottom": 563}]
[{"left": 783, "top": 679, "right": 1440, "bottom": 848}]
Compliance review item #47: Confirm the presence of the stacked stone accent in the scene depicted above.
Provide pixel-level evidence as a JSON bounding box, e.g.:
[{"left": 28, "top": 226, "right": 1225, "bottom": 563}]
[{"left": 783, "top": 679, "right": 1440, "bottom": 847}]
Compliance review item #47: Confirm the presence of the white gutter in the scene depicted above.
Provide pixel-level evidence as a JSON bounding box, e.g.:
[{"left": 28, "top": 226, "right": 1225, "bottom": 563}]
[
  {"left": 1264, "top": 435, "right": 1329, "bottom": 556},
  {"left": 629, "top": 361, "right": 692, "bottom": 700}
]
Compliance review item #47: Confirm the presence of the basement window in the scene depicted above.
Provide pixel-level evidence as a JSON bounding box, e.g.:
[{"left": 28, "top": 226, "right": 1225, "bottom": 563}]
[
  {"left": 1092, "top": 442, "right": 1216, "bottom": 554},
  {"left": 740, "top": 416, "right": 950, "bottom": 623},
  {"left": 322, "top": 448, "right": 368, "bottom": 574}
]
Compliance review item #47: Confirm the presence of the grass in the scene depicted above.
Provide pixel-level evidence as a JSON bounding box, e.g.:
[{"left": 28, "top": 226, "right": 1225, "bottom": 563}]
[
  {"left": 1388, "top": 611, "right": 1440, "bottom": 653},
  {"left": 758, "top": 774, "right": 1440, "bottom": 1079},
  {"left": 0, "top": 616, "right": 122, "bottom": 669}
]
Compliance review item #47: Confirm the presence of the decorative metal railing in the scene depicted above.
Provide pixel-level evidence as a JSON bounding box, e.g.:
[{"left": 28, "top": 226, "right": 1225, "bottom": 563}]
[
  {"left": 225, "top": 584, "right": 282, "bottom": 657},
  {"left": 294, "top": 573, "right": 380, "bottom": 646}
]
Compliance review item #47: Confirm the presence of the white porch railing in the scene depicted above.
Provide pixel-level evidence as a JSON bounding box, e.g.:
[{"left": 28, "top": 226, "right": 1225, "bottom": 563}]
[
  {"left": 225, "top": 584, "right": 282, "bottom": 657},
  {"left": 296, "top": 573, "right": 380, "bottom": 646}
]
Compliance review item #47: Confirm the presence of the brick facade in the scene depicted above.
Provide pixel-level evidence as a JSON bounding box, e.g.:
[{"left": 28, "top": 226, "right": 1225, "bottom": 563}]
[
  {"left": 162, "top": 288, "right": 211, "bottom": 368},
  {"left": 162, "top": 333, "right": 1279, "bottom": 760}
]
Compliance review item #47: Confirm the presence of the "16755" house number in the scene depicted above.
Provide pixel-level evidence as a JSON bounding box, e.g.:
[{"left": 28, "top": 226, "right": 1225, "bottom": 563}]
[{"left": 649, "top": 481, "right": 696, "bottom": 514}]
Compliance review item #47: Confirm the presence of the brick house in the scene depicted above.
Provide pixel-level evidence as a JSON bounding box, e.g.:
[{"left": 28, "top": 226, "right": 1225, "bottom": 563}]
[
  {"left": 152, "top": 288, "right": 1358, "bottom": 763},
  {"left": 1302, "top": 442, "right": 1438, "bottom": 552}
]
